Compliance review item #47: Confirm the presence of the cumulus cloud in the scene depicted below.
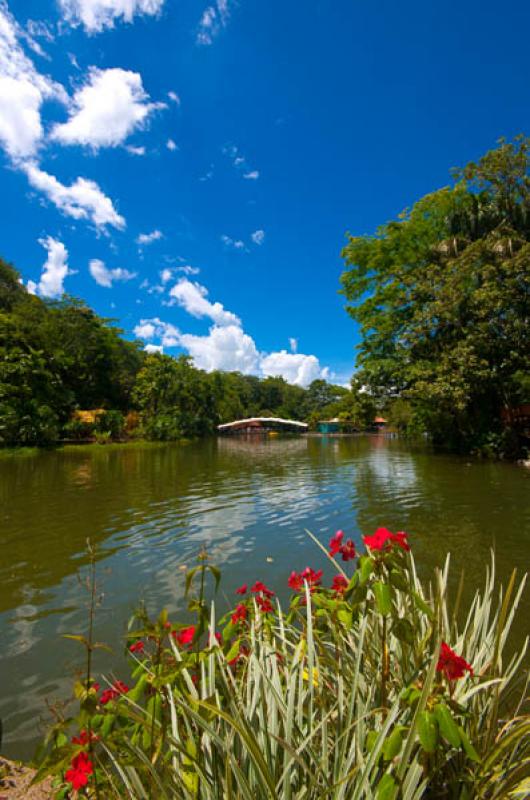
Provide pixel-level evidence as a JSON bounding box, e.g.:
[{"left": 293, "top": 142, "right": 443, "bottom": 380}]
[
  {"left": 23, "top": 161, "right": 125, "bottom": 229},
  {"left": 58, "top": 0, "right": 165, "bottom": 33},
  {"left": 166, "top": 138, "right": 178, "bottom": 151},
  {"left": 251, "top": 229, "right": 265, "bottom": 246},
  {"left": 144, "top": 343, "right": 163, "bottom": 353},
  {"left": 260, "top": 351, "right": 325, "bottom": 387},
  {"left": 169, "top": 278, "right": 240, "bottom": 326},
  {"left": 243, "top": 170, "right": 259, "bottom": 180},
  {"left": 289, "top": 337, "right": 298, "bottom": 353},
  {"left": 27, "top": 236, "right": 72, "bottom": 298},
  {"left": 136, "top": 229, "right": 163, "bottom": 245},
  {"left": 89, "top": 258, "right": 135, "bottom": 287},
  {"left": 0, "top": 3, "right": 67, "bottom": 159},
  {"left": 125, "top": 144, "right": 145, "bottom": 155},
  {"left": 51, "top": 67, "right": 166, "bottom": 150},
  {"left": 134, "top": 317, "right": 179, "bottom": 347},
  {"left": 180, "top": 324, "right": 260, "bottom": 373},
  {"left": 167, "top": 90, "right": 180, "bottom": 105},
  {"left": 160, "top": 268, "right": 172, "bottom": 283}
]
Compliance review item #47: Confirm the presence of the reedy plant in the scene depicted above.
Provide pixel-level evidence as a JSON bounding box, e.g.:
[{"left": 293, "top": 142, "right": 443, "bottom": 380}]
[{"left": 35, "top": 528, "right": 530, "bottom": 799}]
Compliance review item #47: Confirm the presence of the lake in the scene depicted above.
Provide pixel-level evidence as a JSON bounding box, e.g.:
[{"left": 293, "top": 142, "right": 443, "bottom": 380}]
[{"left": 1, "top": 435, "right": 529, "bottom": 760}]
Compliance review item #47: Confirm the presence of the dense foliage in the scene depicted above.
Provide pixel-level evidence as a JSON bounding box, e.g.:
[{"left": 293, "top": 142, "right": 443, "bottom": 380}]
[
  {"left": 36, "top": 528, "right": 530, "bottom": 798},
  {"left": 341, "top": 137, "right": 530, "bottom": 456},
  {"left": 0, "top": 259, "right": 372, "bottom": 446}
]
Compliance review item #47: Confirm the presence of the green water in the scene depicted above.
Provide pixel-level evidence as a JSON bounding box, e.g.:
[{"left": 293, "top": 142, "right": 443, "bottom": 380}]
[{"left": 1, "top": 435, "right": 529, "bottom": 759}]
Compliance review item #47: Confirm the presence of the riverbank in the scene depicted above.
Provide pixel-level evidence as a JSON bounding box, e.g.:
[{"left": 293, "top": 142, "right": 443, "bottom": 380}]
[{"left": 0, "top": 758, "right": 52, "bottom": 799}]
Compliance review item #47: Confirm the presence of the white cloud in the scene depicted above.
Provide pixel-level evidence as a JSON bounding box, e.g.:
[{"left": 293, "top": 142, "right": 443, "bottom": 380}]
[
  {"left": 289, "top": 337, "right": 298, "bottom": 353},
  {"left": 222, "top": 143, "right": 259, "bottom": 179},
  {"left": 22, "top": 161, "right": 125, "bottom": 229},
  {"left": 180, "top": 324, "right": 260, "bottom": 373},
  {"left": 167, "top": 90, "right": 180, "bottom": 105},
  {"left": 27, "top": 236, "right": 72, "bottom": 298},
  {"left": 166, "top": 138, "right": 178, "bottom": 151},
  {"left": 260, "top": 351, "right": 325, "bottom": 387},
  {"left": 58, "top": 0, "right": 165, "bottom": 33},
  {"left": 89, "top": 258, "right": 135, "bottom": 287},
  {"left": 197, "top": 2, "right": 231, "bottom": 46},
  {"left": 136, "top": 229, "right": 163, "bottom": 245},
  {"left": 169, "top": 278, "right": 240, "bottom": 326},
  {"left": 0, "top": 4, "right": 66, "bottom": 159},
  {"left": 144, "top": 343, "right": 163, "bottom": 353},
  {"left": 221, "top": 234, "right": 245, "bottom": 250},
  {"left": 51, "top": 68, "right": 166, "bottom": 150},
  {"left": 125, "top": 144, "right": 145, "bottom": 155},
  {"left": 177, "top": 264, "right": 200, "bottom": 275},
  {"left": 251, "top": 229, "right": 265, "bottom": 246},
  {"left": 160, "top": 268, "right": 172, "bottom": 283},
  {"left": 134, "top": 317, "right": 179, "bottom": 347}
]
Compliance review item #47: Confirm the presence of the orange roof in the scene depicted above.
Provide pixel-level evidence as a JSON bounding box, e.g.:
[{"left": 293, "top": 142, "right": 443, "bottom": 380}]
[{"left": 374, "top": 416, "right": 387, "bottom": 424}]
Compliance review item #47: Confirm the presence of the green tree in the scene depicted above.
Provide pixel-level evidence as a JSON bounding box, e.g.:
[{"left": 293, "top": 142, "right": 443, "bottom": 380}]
[
  {"left": 341, "top": 137, "right": 530, "bottom": 455},
  {"left": 132, "top": 354, "right": 217, "bottom": 439}
]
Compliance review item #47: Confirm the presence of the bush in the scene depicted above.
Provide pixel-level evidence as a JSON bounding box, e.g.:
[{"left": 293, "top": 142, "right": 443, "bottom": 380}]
[
  {"left": 62, "top": 417, "right": 96, "bottom": 441},
  {"left": 94, "top": 410, "right": 125, "bottom": 440},
  {"left": 35, "top": 529, "right": 530, "bottom": 798}
]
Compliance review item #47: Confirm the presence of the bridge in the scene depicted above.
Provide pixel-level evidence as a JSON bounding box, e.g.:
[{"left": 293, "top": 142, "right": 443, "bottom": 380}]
[{"left": 217, "top": 417, "right": 308, "bottom": 435}]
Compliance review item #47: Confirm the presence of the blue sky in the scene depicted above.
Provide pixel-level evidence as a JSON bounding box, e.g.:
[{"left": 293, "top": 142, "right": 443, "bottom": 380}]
[{"left": 1, "top": 0, "right": 529, "bottom": 386}]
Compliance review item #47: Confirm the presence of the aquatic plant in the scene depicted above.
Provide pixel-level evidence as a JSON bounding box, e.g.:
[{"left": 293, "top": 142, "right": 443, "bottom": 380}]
[{"left": 34, "top": 529, "right": 530, "bottom": 798}]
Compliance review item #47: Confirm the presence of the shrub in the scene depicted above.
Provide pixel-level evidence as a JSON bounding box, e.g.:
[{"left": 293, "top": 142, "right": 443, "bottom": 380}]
[
  {"left": 62, "top": 418, "right": 96, "bottom": 441},
  {"left": 94, "top": 410, "right": 125, "bottom": 440},
  {"left": 35, "top": 529, "right": 530, "bottom": 798}
]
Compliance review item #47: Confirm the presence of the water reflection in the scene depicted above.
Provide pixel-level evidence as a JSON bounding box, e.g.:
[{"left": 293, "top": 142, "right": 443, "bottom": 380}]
[{"left": 1, "top": 436, "right": 529, "bottom": 758}]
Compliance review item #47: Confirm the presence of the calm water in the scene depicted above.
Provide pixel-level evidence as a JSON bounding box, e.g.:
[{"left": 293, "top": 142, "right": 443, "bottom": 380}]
[{"left": 1, "top": 435, "right": 529, "bottom": 759}]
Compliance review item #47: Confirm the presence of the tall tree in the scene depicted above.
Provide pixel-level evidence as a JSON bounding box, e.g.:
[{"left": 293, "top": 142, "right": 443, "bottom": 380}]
[{"left": 340, "top": 137, "right": 530, "bottom": 454}]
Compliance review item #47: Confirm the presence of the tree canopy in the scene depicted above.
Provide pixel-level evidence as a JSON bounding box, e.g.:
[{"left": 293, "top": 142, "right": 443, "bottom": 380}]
[{"left": 340, "top": 137, "right": 530, "bottom": 455}]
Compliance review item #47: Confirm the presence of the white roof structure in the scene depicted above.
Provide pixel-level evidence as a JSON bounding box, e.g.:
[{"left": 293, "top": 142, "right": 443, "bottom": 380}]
[{"left": 217, "top": 417, "right": 308, "bottom": 430}]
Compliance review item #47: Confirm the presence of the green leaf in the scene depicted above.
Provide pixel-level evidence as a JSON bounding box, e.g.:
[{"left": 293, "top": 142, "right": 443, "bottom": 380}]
[
  {"left": 377, "top": 773, "right": 398, "bottom": 800},
  {"left": 417, "top": 710, "right": 438, "bottom": 753},
  {"left": 185, "top": 566, "right": 199, "bottom": 597},
  {"left": 359, "top": 555, "right": 374, "bottom": 584},
  {"left": 62, "top": 634, "right": 89, "bottom": 647},
  {"left": 225, "top": 638, "right": 241, "bottom": 663},
  {"left": 207, "top": 564, "right": 221, "bottom": 592},
  {"left": 434, "top": 703, "right": 461, "bottom": 748},
  {"left": 389, "top": 569, "right": 409, "bottom": 591},
  {"left": 392, "top": 618, "right": 414, "bottom": 645},
  {"left": 373, "top": 581, "right": 392, "bottom": 615},
  {"left": 382, "top": 727, "right": 403, "bottom": 761},
  {"left": 457, "top": 725, "right": 480, "bottom": 762},
  {"left": 412, "top": 591, "right": 435, "bottom": 621}
]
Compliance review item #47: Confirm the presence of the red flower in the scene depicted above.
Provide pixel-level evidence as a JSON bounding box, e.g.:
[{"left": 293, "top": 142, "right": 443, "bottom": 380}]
[
  {"left": 71, "top": 729, "right": 99, "bottom": 746},
  {"left": 235, "top": 583, "right": 248, "bottom": 595},
  {"left": 329, "top": 530, "right": 344, "bottom": 556},
  {"left": 301, "top": 567, "right": 323, "bottom": 587},
  {"left": 256, "top": 595, "right": 273, "bottom": 613},
  {"left": 100, "top": 680, "right": 129, "bottom": 705},
  {"left": 231, "top": 603, "right": 248, "bottom": 624},
  {"left": 250, "top": 580, "right": 275, "bottom": 598},
  {"left": 331, "top": 575, "right": 348, "bottom": 594},
  {"left": 92, "top": 682, "right": 100, "bottom": 693},
  {"left": 214, "top": 631, "right": 222, "bottom": 646},
  {"left": 436, "top": 642, "right": 473, "bottom": 681},
  {"left": 363, "top": 527, "right": 410, "bottom": 553},
  {"left": 339, "top": 539, "right": 356, "bottom": 561},
  {"left": 129, "top": 641, "right": 145, "bottom": 654},
  {"left": 65, "top": 752, "right": 93, "bottom": 791},
  {"left": 228, "top": 644, "right": 249, "bottom": 668},
  {"left": 173, "top": 625, "right": 196, "bottom": 647},
  {"left": 288, "top": 571, "right": 304, "bottom": 591}
]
